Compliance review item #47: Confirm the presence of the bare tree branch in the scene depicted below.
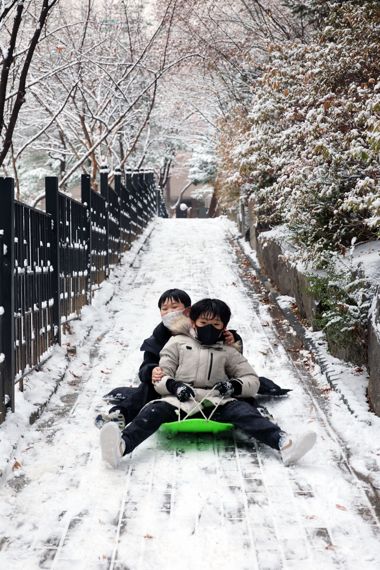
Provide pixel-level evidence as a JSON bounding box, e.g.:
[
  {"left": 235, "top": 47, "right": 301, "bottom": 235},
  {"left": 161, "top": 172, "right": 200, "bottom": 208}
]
[
  {"left": 0, "top": 0, "right": 59, "bottom": 166},
  {"left": 15, "top": 80, "right": 79, "bottom": 160},
  {"left": 57, "top": 52, "right": 204, "bottom": 187},
  {"left": 0, "top": 1, "right": 24, "bottom": 138},
  {"left": 0, "top": 0, "right": 19, "bottom": 23}
]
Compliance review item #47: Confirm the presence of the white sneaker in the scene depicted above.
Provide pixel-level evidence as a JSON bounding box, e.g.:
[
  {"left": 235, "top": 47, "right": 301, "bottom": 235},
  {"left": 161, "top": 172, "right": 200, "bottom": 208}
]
[
  {"left": 95, "top": 411, "right": 126, "bottom": 430},
  {"left": 100, "top": 422, "right": 126, "bottom": 468},
  {"left": 279, "top": 431, "right": 316, "bottom": 466}
]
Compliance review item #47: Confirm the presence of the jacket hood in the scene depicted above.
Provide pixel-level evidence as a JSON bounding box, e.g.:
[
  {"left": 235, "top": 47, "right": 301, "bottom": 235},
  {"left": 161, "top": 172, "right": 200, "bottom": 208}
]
[
  {"left": 139, "top": 315, "right": 191, "bottom": 353},
  {"left": 166, "top": 313, "right": 193, "bottom": 336},
  {"left": 170, "top": 316, "right": 227, "bottom": 347}
]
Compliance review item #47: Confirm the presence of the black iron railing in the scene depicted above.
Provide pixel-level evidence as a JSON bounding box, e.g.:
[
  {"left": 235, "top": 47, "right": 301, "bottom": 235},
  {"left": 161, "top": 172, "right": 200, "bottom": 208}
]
[
  {"left": 0, "top": 169, "right": 167, "bottom": 423},
  {"left": 13, "top": 200, "right": 55, "bottom": 386}
]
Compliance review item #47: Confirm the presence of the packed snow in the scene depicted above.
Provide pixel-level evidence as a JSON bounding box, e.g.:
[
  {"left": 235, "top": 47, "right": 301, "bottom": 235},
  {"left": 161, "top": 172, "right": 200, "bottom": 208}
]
[{"left": 0, "top": 218, "right": 379, "bottom": 570}]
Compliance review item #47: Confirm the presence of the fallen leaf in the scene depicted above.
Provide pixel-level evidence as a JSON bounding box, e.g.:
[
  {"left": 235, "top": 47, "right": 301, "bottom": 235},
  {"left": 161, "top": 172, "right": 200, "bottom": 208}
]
[
  {"left": 12, "top": 460, "right": 22, "bottom": 471},
  {"left": 70, "top": 371, "right": 81, "bottom": 378},
  {"left": 336, "top": 504, "right": 347, "bottom": 511},
  {"left": 144, "top": 534, "right": 154, "bottom": 539}
]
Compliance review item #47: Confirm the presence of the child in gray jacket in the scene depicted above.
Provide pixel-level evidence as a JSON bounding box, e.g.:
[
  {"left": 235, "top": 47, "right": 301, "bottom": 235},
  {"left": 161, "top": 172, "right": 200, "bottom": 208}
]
[{"left": 100, "top": 299, "right": 316, "bottom": 468}]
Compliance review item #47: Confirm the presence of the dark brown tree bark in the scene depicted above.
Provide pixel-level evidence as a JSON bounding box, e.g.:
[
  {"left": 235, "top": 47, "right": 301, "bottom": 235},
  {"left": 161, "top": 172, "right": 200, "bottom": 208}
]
[{"left": 0, "top": 0, "right": 58, "bottom": 168}]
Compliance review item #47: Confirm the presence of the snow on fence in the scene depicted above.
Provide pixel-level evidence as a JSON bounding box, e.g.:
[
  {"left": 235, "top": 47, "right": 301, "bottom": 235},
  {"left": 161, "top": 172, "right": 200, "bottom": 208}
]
[{"left": 0, "top": 170, "right": 167, "bottom": 423}]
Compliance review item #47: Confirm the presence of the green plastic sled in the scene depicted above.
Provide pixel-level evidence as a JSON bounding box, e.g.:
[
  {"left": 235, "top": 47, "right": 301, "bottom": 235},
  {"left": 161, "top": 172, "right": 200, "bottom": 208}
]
[{"left": 160, "top": 418, "right": 234, "bottom": 434}]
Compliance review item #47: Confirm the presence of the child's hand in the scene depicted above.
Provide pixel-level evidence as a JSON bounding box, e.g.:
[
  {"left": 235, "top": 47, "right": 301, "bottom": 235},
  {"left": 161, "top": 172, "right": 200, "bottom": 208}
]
[
  {"left": 166, "top": 379, "right": 195, "bottom": 402},
  {"left": 213, "top": 380, "right": 235, "bottom": 396},
  {"left": 176, "top": 384, "right": 195, "bottom": 402},
  {"left": 152, "top": 367, "right": 164, "bottom": 383},
  {"left": 223, "top": 329, "right": 235, "bottom": 345}
]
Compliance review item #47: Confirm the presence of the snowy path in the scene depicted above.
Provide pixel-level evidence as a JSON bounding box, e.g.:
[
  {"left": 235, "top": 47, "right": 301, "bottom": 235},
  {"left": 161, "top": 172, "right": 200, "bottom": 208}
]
[{"left": 1, "top": 218, "right": 380, "bottom": 570}]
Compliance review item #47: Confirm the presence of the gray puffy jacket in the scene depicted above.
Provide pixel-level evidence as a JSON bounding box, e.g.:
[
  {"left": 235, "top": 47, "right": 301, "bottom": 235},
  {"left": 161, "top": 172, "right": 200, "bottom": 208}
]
[{"left": 154, "top": 332, "right": 260, "bottom": 415}]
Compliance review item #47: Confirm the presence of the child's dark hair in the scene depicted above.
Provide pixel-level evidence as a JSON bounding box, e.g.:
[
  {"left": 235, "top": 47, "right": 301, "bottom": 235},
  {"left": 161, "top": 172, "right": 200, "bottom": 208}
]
[
  {"left": 158, "top": 288, "right": 191, "bottom": 309},
  {"left": 189, "top": 299, "right": 231, "bottom": 326}
]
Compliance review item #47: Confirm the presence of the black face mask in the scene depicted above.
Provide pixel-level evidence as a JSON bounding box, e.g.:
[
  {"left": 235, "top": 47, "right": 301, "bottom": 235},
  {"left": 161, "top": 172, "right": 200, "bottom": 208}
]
[{"left": 196, "top": 324, "right": 223, "bottom": 345}]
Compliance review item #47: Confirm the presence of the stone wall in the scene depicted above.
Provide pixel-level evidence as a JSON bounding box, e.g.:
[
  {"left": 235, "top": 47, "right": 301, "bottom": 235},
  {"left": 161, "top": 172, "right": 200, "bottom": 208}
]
[
  {"left": 249, "top": 223, "right": 318, "bottom": 325},
  {"left": 247, "top": 220, "right": 369, "bottom": 366},
  {"left": 242, "top": 203, "right": 379, "bottom": 415},
  {"left": 368, "top": 294, "right": 380, "bottom": 415}
]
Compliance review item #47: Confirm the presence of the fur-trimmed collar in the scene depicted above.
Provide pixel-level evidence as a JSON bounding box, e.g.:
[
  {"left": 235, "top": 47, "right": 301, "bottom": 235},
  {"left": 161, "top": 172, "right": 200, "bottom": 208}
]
[{"left": 166, "top": 313, "right": 192, "bottom": 336}]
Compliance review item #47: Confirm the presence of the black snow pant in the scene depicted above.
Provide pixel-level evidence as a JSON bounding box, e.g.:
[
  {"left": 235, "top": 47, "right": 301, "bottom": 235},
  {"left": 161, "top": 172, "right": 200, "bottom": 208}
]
[{"left": 121, "top": 400, "right": 283, "bottom": 455}]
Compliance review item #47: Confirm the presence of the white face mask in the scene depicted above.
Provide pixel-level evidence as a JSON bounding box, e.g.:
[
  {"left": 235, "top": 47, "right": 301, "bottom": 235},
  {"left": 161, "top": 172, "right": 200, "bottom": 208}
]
[{"left": 162, "top": 309, "right": 184, "bottom": 329}]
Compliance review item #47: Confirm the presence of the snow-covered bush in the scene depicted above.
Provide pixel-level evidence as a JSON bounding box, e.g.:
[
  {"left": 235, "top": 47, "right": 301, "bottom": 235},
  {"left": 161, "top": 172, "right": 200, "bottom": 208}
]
[
  {"left": 307, "top": 251, "right": 375, "bottom": 362},
  {"left": 217, "top": 0, "right": 380, "bottom": 263}
]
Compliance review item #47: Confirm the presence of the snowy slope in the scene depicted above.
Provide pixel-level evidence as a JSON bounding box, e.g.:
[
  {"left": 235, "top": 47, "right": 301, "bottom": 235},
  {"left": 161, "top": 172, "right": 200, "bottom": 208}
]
[{"left": 0, "top": 218, "right": 379, "bottom": 570}]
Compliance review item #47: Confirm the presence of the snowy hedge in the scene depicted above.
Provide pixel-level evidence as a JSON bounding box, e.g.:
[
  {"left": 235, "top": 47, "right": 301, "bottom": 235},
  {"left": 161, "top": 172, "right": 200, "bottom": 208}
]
[{"left": 217, "top": 0, "right": 380, "bottom": 264}]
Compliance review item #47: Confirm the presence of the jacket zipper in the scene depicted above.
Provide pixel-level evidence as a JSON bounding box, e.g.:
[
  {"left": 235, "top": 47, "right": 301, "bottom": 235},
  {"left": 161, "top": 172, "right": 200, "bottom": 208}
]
[{"left": 207, "top": 352, "right": 214, "bottom": 380}]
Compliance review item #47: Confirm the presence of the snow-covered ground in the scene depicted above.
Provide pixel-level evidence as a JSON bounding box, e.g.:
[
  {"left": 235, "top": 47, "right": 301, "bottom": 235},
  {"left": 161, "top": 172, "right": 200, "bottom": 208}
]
[{"left": 0, "top": 218, "right": 380, "bottom": 570}]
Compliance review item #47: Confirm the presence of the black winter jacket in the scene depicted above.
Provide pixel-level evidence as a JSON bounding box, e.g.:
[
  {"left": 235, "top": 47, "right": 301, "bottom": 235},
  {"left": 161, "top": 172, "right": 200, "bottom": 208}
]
[{"left": 138, "top": 322, "right": 172, "bottom": 383}]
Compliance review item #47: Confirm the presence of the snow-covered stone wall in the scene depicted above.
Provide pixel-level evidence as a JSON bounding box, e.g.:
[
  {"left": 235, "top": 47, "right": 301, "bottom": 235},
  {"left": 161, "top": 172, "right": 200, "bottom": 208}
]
[
  {"left": 247, "top": 223, "right": 369, "bottom": 367},
  {"left": 368, "top": 293, "right": 380, "bottom": 415},
  {"left": 253, "top": 225, "right": 318, "bottom": 327}
]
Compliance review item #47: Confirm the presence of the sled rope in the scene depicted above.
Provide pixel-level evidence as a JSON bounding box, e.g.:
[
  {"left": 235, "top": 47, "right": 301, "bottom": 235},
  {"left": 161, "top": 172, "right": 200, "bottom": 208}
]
[{"left": 177, "top": 387, "right": 226, "bottom": 422}]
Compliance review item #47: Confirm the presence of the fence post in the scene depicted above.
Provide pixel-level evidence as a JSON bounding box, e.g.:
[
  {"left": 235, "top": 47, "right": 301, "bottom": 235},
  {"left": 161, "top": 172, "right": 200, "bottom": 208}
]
[
  {"left": 0, "top": 177, "right": 15, "bottom": 419},
  {"left": 114, "top": 168, "right": 121, "bottom": 196},
  {"left": 114, "top": 167, "right": 122, "bottom": 261},
  {"left": 0, "top": 233, "right": 4, "bottom": 422},
  {"left": 100, "top": 166, "right": 109, "bottom": 277},
  {"left": 125, "top": 170, "right": 134, "bottom": 245},
  {"left": 134, "top": 171, "right": 143, "bottom": 232},
  {"left": 147, "top": 171, "right": 156, "bottom": 218},
  {"left": 81, "top": 174, "right": 92, "bottom": 303},
  {"left": 45, "top": 177, "right": 61, "bottom": 345},
  {"left": 141, "top": 171, "right": 149, "bottom": 226},
  {"left": 156, "top": 176, "right": 160, "bottom": 216}
]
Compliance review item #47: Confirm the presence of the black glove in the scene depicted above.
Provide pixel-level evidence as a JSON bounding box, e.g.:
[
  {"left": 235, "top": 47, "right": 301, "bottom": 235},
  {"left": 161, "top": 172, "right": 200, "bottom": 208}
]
[
  {"left": 213, "top": 380, "right": 241, "bottom": 397},
  {"left": 166, "top": 379, "right": 195, "bottom": 402},
  {"left": 258, "top": 376, "right": 292, "bottom": 397}
]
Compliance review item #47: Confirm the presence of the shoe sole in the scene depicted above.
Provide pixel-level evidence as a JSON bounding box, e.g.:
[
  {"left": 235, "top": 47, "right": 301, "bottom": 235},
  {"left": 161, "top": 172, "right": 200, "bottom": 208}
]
[
  {"left": 282, "top": 431, "right": 317, "bottom": 466},
  {"left": 100, "top": 423, "right": 122, "bottom": 468}
]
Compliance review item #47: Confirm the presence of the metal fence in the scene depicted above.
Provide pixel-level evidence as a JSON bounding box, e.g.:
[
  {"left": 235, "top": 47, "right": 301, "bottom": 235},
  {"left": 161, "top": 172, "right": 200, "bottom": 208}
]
[
  {"left": 0, "top": 235, "right": 6, "bottom": 416},
  {"left": 0, "top": 169, "right": 167, "bottom": 423},
  {"left": 13, "top": 199, "right": 55, "bottom": 387}
]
